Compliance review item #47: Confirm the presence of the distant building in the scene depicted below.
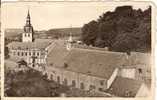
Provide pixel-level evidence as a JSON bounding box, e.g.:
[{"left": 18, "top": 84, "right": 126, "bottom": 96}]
[
  {"left": 22, "top": 10, "right": 34, "bottom": 42},
  {"left": 7, "top": 10, "right": 54, "bottom": 70}
]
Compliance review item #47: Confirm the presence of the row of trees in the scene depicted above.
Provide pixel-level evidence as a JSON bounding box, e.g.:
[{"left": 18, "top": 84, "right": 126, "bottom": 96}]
[{"left": 81, "top": 6, "right": 151, "bottom": 53}]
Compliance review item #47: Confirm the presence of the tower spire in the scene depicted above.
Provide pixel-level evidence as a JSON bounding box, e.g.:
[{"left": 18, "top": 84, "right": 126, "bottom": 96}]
[
  {"left": 27, "top": 9, "right": 30, "bottom": 19},
  {"left": 22, "top": 9, "right": 34, "bottom": 42},
  {"left": 66, "top": 25, "right": 73, "bottom": 51}
]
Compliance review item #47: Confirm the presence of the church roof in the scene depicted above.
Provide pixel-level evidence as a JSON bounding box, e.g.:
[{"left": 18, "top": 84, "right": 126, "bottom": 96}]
[
  {"left": 7, "top": 39, "right": 52, "bottom": 50},
  {"left": 106, "top": 76, "right": 143, "bottom": 97}
]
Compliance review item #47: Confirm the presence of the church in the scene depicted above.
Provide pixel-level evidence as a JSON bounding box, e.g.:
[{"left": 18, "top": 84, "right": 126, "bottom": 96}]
[{"left": 7, "top": 10, "right": 54, "bottom": 71}]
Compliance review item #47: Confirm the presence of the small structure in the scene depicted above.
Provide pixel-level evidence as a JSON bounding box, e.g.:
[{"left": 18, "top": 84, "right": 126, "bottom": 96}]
[{"left": 106, "top": 76, "right": 150, "bottom": 97}]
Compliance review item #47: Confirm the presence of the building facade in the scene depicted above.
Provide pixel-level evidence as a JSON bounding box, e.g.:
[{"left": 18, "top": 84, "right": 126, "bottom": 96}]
[{"left": 7, "top": 10, "right": 53, "bottom": 70}]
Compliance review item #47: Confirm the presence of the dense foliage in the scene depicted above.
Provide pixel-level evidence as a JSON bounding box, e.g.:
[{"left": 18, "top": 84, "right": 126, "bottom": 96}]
[
  {"left": 5, "top": 69, "right": 69, "bottom": 97},
  {"left": 81, "top": 6, "right": 151, "bottom": 53}
]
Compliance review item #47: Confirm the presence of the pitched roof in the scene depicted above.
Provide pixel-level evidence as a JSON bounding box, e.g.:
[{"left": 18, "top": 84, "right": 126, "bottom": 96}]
[
  {"left": 47, "top": 41, "right": 69, "bottom": 67},
  {"left": 47, "top": 47, "right": 125, "bottom": 79},
  {"left": 47, "top": 42, "right": 151, "bottom": 79},
  {"left": 62, "top": 48, "right": 123, "bottom": 79},
  {"left": 106, "top": 76, "right": 142, "bottom": 97},
  {"left": 7, "top": 39, "right": 52, "bottom": 50}
]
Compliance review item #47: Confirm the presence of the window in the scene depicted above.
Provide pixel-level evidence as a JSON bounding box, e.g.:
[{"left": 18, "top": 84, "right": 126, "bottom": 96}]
[
  {"left": 37, "top": 52, "right": 40, "bottom": 56},
  {"left": 28, "top": 33, "right": 30, "bottom": 37},
  {"left": 63, "top": 78, "right": 68, "bottom": 85},
  {"left": 25, "top": 52, "right": 27, "bottom": 56},
  {"left": 17, "top": 52, "right": 20, "bottom": 56},
  {"left": 64, "top": 63, "right": 68, "bottom": 68},
  {"left": 21, "top": 52, "right": 24, "bottom": 56},
  {"left": 72, "top": 80, "right": 76, "bottom": 87},
  {"left": 138, "top": 68, "right": 142, "bottom": 73},
  {"left": 57, "top": 76, "right": 60, "bottom": 84},
  {"left": 29, "top": 52, "right": 31, "bottom": 56},
  {"left": 80, "top": 82, "right": 84, "bottom": 89},
  {"left": 33, "top": 52, "right": 35, "bottom": 56}
]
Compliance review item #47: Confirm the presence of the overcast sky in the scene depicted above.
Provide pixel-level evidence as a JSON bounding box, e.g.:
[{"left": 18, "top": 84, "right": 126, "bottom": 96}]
[{"left": 1, "top": 2, "right": 150, "bottom": 30}]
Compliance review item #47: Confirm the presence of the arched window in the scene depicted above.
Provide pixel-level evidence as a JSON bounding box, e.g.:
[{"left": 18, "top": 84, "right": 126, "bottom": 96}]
[
  {"left": 57, "top": 76, "right": 60, "bottom": 84},
  {"left": 63, "top": 78, "right": 68, "bottom": 85},
  {"left": 72, "top": 80, "right": 76, "bottom": 87},
  {"left": 21, "top": 52, "right": 24, "bottom": 56},
  {"left": 25, "top": 52, "right": 27, "bottom": 56},
  {"left": 138, "top": 68, "right": 142, "bottom": 73},
  {"left": 37, "top": 52, "right": 40, "bottom": 56},
  {"left": 29, "top": 52, "right": 31, "bottom": 56},
  {"left": 33, "top": 52, "right": 35, "bottom": 56},
  {"left": 17, "top": 52, "right": 20, "bottom": 56},
  {"left": 50, "top": 74, "right": 53, "bottom": 80},
  {"left": 80, "top": 82, "right": 84, "bottom": 89}
]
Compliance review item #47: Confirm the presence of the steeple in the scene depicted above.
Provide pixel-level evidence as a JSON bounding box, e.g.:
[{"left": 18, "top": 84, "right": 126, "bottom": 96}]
[
  {"left": 66, "top": 26, "right": 73, "bottom": 51},
  {"left": 24, "top": 9, "right": 33, "bottom": 33},
  {"left": 22, "top": 9, "right": 34, "bottom": 42},
  {"left": 25, "top": 10, "right": 31, "bottom": 27}
]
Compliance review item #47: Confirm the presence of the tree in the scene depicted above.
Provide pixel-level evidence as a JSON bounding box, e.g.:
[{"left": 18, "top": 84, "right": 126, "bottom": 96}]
[{"left": 81, "top": 6, "right": 151, "bottom": 53}]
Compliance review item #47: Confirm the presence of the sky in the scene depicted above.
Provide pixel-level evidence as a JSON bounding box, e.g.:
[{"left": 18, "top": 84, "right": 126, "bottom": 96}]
[{"left": 1, "top": 2, "right": 150, "bottom": 30}]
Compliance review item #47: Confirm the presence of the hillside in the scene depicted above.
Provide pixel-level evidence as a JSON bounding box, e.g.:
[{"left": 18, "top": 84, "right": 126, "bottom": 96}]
[
  {"left": 45, "top": 27, "right": 81, "bottom": 39},
  {"left": 81, "top": 6, "right": 151, "bottom": 53},
  {"left": 5, "top": 28, "right": 23, "bottom": 37},
  {"left": 5, "top": 27, "right": 81, "bottom": 39}
]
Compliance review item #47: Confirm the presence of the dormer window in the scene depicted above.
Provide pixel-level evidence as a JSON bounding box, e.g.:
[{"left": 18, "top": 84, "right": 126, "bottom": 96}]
[{"left": 64, "top": 63, "right": 68, "bottom": 68}]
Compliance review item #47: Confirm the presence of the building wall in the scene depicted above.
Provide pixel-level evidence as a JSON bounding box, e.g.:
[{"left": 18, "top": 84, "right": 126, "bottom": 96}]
[
  {"left": 47, "top": 66, "right": 108, "bottom": 92},
  {"left": 119, "top": 68, "right": 136, "bottom": 79},
  {"left": 22, "top": 32, "right": 33, "bottom": 42},
  {"left": 8, "top": 48, "right": 47, "bottom": 66},
  {"left": 118, "top": 64, "right": 151, "bottom": 81}
]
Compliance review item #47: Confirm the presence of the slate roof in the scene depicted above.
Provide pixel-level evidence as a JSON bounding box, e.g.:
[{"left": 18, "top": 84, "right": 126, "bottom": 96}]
[
  {"left": 47, "top": 40, "right": 69, "bottom": 67},
  {"left": 47, "top": 40, "right": 151, "bottom": 79},
  {"left": 7, "top": 39, "right": 52, "bottom": 50},
  {"left": 47, "top": 47, "right": 124, "bottom": 79},
  {"left": 62, "top": 48, "right": 124, "bottom": 79},
  {"left": 106, "top": 76, "right": 142, "bottom": 97}
]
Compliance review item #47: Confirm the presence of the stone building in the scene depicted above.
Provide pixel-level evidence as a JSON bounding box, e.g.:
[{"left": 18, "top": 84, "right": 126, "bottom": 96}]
[
  {"left": 7, "top": 10, "right": 54, "bottom": 70},
  {"left": 106, "top": 76, "right": 150, "bottom": 97},
  {"left": 46, "top": 40, "right": 151, "bottom": 94}
]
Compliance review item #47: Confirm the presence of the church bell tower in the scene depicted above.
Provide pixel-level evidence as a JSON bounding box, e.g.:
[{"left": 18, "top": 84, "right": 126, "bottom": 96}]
[{"left": 22, "top": 10, "right": 34, "bottom": 42}]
